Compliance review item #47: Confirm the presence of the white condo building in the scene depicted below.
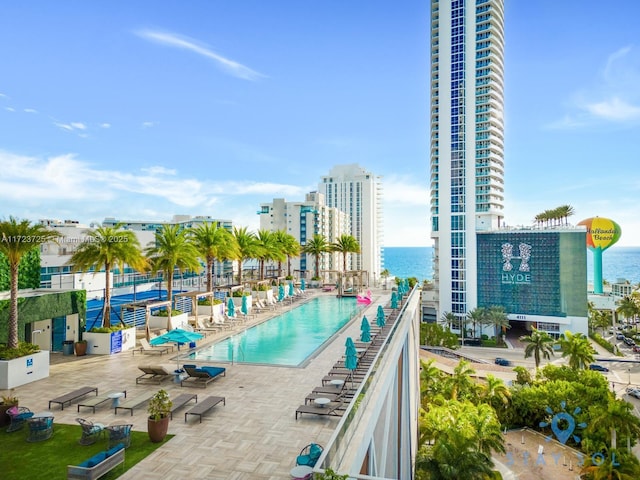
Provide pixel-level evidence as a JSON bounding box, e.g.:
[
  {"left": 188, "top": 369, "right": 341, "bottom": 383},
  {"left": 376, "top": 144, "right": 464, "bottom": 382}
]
[
  {"left": 429, "top": 0, "right": 506, "bottom": 318},
  {"left": 258, "top": 192, "right": 349, "bottom": 276},
  {"left": 319, "top": 164, "right": 383, "bottom": 285}
]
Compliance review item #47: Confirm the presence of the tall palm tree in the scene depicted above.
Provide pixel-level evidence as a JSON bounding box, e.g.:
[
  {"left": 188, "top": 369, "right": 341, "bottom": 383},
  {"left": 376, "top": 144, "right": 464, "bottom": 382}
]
[
  {"left": 0, "top": 217, "right": 60, "bottom": 348},
  {"left": 441, "top": 311, "right": 457, "bottom": 331},
  {"left": 255, "top": 229, "right": 279, "bottom": 280},
  {"left": 190, "top": 222, "right": 239, "bottom": 293},
  {"left": 520, "top": 327, "right": 555, "bottom": 371},
  {"left": 331, "top": 234, "right": 360, "bottom": 273},
  {"left": 466, "top": 307, "right": 486, "bottom": 339},
  {"left": 273, "top": 230, "right": 300, "bottom": 278},
  {"left": 302, "top": 234, "right": 329, "bottom": 280},
  {"left": 232, "top": 226, "right": 261, "bottom": 285},
  {"left": 589, "top": 399, "right": 640, "bottom": 450},
  {"left": 617, "top": 296, "right": 639, "bottom": 326},
  {"left": 480, "top": 374, "right": 511, "bottom": 411},
  {"left": 68, "top": 224, "right": 147, "bottom": 328},
  {"left": 483, "top": 305, "right": 510, "bottom": 344},
  {"left": 380, "top": 268, "right": 390, "bottom": 289},
  {"left": 557, "top": 330, "right": 595, "bottom": 370},
  {"left": 146, "top": 224, "right": 201, "bottom": 330},
  {"left": 444, "top": 360, "right": 479, "bottom": 402}
]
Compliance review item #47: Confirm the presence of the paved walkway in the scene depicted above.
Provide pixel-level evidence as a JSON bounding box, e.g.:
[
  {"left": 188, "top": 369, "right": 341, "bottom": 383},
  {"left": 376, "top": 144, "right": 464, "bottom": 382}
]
[{"left": 7, "top": 289, "right": 389, "bottom": 479}]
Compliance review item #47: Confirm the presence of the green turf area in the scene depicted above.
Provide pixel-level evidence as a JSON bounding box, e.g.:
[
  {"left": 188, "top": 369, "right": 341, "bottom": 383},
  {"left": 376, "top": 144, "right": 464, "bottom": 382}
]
[{"left": 0, "top": 422, "right": 172, "bottom": 479}]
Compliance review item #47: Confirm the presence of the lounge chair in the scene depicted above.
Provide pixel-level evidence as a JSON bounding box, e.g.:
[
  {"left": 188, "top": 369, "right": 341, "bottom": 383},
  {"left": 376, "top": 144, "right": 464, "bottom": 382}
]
[
  {"left": 76, "top": 417, "right": 105, "bottom": 445},
  {"left": 6, "top": 406, "right": 33, "bottom": 432},
  {"left": 295, "top": 398, "right": 344, "bottom": 420},
  {"left": 49, "top": 386, "right": 99, "bottom": 410},
  {"left": 195, "top": 318, "right": 222, "bottom": 333},
  {"left": 132, "top": 338, "right": 170, "bottom": 356},
  {"left": 77, "top": 390, "right": 127, "bottom": 413},
  {"left": 184, "top": 395, "right": 225, "bottom": 423},
  {"left": 135, "top": 365, "right": 172, "bottom": 384},
  {"left": 169, "top": 393, "right": 198, "bottom": 420},
  {"left": 181, "top": 364, "right": 226, "bottom": 388},
  {"left": 114, "top": 392, "right": 154, "bottom": 416},
  {"left": 296, "top": 443, "right": 324, "bottom": 467}
]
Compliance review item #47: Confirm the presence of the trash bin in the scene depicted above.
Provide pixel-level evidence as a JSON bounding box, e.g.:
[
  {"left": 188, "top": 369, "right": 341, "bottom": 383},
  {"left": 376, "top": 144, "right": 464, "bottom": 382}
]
[{"left": 62, "top": 340, "right": 74, "bottom": 356}]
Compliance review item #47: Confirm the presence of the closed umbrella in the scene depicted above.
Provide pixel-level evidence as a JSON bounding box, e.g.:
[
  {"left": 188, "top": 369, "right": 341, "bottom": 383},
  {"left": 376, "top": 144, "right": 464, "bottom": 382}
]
[
  {"left": 241, "top": 295, "right": 249, "bottom": 316},
  {"left": 227, "top": 297, "right": 236, "bottom": 317},
  {"left": 344, "top": 336, "right": 358, "bottom": 389},
  {"left": 360, "top": 316, "right": 371, "bottom": 342},
  {"left": 300, "top": 279, "right": 306, "bottom": 291},
  {"left": 288, "top": 282, "right": 295, "bottom": 297},
  {"left": 376, "top": 305, "right": 386, "bottom": 328},
  {"left": 391, "top": 291, "right": 398, "bottom": 309},
  {"left": 278, "top": 284, "right": 285, "bottom": 302}
]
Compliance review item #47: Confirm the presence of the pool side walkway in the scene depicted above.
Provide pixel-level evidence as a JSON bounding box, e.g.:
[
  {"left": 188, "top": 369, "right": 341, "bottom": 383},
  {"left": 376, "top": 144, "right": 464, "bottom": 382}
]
[{"left": 11, "top": 288, "right": 390, "bottom": 479}]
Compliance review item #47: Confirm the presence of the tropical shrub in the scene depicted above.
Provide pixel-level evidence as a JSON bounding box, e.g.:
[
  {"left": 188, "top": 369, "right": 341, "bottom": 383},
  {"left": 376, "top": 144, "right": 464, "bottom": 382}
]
[{"left": 0, "top": 341, "right": 40, "bottom": 360}]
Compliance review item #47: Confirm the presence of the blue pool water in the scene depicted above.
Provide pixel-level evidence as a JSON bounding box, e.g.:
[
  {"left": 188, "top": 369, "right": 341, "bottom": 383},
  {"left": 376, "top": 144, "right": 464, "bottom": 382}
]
[{"left": 185, "top": 296, "right": 362, "bottom": 366}]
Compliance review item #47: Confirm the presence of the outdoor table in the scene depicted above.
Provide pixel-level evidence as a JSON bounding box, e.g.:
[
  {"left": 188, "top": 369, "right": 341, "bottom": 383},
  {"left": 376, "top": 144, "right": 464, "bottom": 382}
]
[
  {"left": 290, "top": 465, "right": 313, "bottom": 479},
  {"left": 313, "top": 397, "right": 331, "bottom": 408},
  {"left": 108, "top": 392, "right": 125, "bottom": 408},
  {"left": 328, "top": 379, "right": 344, "bottom": 388}
]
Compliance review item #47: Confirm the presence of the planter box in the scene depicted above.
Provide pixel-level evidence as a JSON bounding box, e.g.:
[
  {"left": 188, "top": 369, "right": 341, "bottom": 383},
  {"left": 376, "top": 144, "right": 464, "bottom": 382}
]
[
  {"left": 149, "top": 312, "right": 188, "bottom": 331},
  {"left": 84, "top": 327, "right": 137, "bottom": 355},
  {"left": 0, "top": 350, "right": 50, "bottom": 389},
  {"left": 196, "top": 303, "right": 224, "bottom": 319}
]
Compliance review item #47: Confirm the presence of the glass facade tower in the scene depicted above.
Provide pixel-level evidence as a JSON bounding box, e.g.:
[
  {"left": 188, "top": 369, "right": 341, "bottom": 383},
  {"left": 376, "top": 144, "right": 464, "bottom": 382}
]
[{"left": 430, "top": 0, "right": 505, "bottom": 319}]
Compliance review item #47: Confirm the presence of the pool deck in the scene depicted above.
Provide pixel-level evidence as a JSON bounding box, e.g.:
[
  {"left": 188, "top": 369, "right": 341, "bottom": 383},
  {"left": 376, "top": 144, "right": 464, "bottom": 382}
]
[{"left": 9, "top": 288, "right": 388, "bottom": 479}]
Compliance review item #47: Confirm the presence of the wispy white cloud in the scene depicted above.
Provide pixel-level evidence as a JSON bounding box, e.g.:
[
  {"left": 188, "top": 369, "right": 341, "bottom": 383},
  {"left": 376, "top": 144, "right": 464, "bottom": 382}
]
[
  {"left": 24, "top": 108, "right": 38, "bottom": 114},
  {"left": 136, "top": 29, "right": 265, "bottom": 81},
  {"left": 549, "top": 46, "right": 640, "bottom": 128},
  {"left": 53, "top": 121, "right": 90, "bottom": 135},
  {"left": 383, "top": 174, "right": 429, "bottom": 206},
  {"left": 141, "top": 121, "right": 157, "bottom": 129},
  {"left": 100, "top": 123, "right": 111, "bottom": 129},
  {"left": 5, "top": 107, "right": 15, "bottom": 112},
  {"left": 0, "top": 93, "right": 8, "bottom": 99},
  {"left": 70, "top": 122, "right": 87, "bottom": 130},
  {"left": 141, "top": 166, "right": 177, "bottom": 176}
]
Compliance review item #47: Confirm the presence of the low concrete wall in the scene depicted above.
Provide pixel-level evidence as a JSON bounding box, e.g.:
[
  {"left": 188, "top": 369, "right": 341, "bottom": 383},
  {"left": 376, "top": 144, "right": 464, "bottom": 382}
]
[{"left": 0, "top": 350, "right": 50, "bottom": 389}]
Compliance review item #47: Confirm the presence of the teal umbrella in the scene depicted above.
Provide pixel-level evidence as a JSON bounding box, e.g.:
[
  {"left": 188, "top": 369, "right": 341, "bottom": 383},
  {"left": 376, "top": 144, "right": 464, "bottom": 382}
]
[
  {"left": 241, "top": 295, "right": 249, "bottom": 316},
  {"left": 288, "top": 282, "right": 295, "bottom": 297},
  {"left": 278, "top": 284, "right": 285, "bottom": 302},
  {"left": 391, "top": 291, "right": 398, "bottom": 309},
  {"left": 360, "top": 316, "right": 371, "bottom": 342},
  {"left": 376, "top": 305, "right": 386, "bottom": 328},
  {"left": 344, "top": 337, "right": 358, "bottom": 388},
  {"left": 227, "top": 297, "right": 236, "bottom": 317},
  {"left": 300, "top": 279, "right": 306, "bottom": 291},
  {"left": 150, "top": 328, "right": 204, "bottom": 370}
]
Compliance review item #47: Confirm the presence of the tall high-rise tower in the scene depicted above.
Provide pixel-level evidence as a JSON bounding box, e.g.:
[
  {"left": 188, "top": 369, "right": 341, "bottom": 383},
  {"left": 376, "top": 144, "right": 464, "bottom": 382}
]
[
  {"left": 429, "top": 0, "right": 505, "bottom": 319},
  {"left": 319, "top": 164, "right": 383, "bottom": 284}
]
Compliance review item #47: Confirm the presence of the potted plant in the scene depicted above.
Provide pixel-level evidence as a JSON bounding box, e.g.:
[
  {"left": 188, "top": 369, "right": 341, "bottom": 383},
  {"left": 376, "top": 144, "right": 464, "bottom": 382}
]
[
  {"left": 0, "top": 393, "right": 18, "bottom": 427},
  {"left": 147, "top": 389, "right": 172, "bottom": 443},
  {"left": 74, "top": 339, "right": 87, "bottom": 356}
]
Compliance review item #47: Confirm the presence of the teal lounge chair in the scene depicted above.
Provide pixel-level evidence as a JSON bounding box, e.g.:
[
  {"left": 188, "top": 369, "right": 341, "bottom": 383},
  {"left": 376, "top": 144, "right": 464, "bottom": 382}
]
[{"left": 296, "top": 443, "right": 323, "bottom": 467}]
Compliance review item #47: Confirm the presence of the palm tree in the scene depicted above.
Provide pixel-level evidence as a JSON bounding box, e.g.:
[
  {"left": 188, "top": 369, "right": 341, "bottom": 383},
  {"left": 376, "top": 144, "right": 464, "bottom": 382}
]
[
  {"left": 380, "top": 268, "right": 390, "bottom": 289},
  {"left": 557, "top": 330, "right": 595, "bottom": 370},
  {"left": 589, "top": 399, "right": 640, "bottom": 450},
  {"left": 444, "top": 360, "right": 479, "bottom": 402},
  {"left": 580, "top": 448, "right": 640, "bottom": 480},
  {"left": 520, "top": 327, "right": 555, "bottom": 371},
  {"left": 273, "top": 230, "right": 300, "bottom": 278},
  {"left": 0, "top": 218, "right": 60, "bottom": 348},
  {"left": 466, "top": 307, "right": 486, "bottom": 339},
  {"left": 145, "top": 224, "right": 201, "bottom": 330},
  {"left": 255, "top": 229, "right": 278, "bottom": 280},
  {"left": 302, "top": 234, "right": 329, "bottom": 280},
  {"left": 232, "top": 226, "right": 261, "bottom": 285},
  {"left": 617, "top": 296, "right": 639, "bottom": 326},
  {"left": 483, "top": 305, "right": 510, "bottom": 345},
  {"left": 191, "top": 222, "right": 239, "bottom": 293},
  {"left": 480, "top": 374, "right": 511, "bottom": 411},
  {"left": 331, "top": 234, "right": 360, "bottom": 273},
  {"left": 68, "top": 224, "right": 147, "bottom": 328},
  {"left": 441, "top": 311, "right": 457, "bottom": 331}
]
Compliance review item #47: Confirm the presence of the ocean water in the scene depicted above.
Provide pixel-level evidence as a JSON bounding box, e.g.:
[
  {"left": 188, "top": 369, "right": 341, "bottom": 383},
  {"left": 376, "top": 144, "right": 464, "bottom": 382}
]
[{"left": 383, "top": 246, "right": 640, "bottom": 284}]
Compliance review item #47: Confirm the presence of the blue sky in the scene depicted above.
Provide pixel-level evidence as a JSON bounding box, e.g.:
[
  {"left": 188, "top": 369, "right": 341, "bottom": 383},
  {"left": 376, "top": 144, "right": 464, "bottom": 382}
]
[{"left": 1, "top": 1, "right": 639, "bottom": 247}]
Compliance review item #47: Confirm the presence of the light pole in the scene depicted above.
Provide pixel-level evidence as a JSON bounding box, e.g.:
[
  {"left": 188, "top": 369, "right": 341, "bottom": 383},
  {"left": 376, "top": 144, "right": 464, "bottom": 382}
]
[{"left": 628, "top": 367, "right": 632, "bottom": 385}]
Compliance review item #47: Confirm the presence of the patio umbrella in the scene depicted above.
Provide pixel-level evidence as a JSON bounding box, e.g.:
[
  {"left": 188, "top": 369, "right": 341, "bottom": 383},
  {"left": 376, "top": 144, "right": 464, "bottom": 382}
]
[
  {"left": 360, "top": 316, "right": 371, "bottom": 342},
  {"left": 150, "top": 328, "right": 204, "bottom": 370},
  {"left": 391, "top": 291, "right": 398, "bottom": 309},
  {"left": 376, "top": 305, "right": 386, "bottom": 328},
  {"left": 300, "top": 279, "right": 306, "bottom": 291},
  {"left": 241, "top": 295, "right": 249, "bottom": 316},
  {"left": 344, "top": 337, "right": 358, "bottom": 389},
  {"left": 227, "top": 297, "right": 236, "bottom": 317},
  {"left": 278, "top": 284, "right": 285, "bottom": 302},
  {"left": 288, "top": 282, "right": 295, "bottom": 297}
]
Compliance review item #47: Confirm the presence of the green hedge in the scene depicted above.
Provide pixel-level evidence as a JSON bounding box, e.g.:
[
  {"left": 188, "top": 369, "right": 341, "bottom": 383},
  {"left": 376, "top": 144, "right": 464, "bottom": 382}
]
[{"left": 0, "top": 249, "right": 41, "bottom": 291}]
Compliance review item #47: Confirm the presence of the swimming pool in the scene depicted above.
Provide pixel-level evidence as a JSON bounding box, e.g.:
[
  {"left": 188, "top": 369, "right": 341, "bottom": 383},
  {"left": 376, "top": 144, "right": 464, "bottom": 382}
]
[{"left": 185, "top": 295, "right": 361, "bottom": 366}]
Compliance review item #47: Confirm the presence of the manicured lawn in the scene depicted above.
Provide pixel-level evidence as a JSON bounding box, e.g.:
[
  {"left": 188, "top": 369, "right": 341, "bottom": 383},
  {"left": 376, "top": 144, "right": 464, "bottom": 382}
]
[{"left": 0, "top": 422, "right": 172, "bottom": 479}]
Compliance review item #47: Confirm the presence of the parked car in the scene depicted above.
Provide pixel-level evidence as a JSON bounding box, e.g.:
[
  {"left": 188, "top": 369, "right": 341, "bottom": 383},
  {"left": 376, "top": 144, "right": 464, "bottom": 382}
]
[
  {"left": 624, "top": 338, "right": 636, "bottom": 346},
  {"left": 626, "top": 387, "right": 640, "bottom": 399},
  {"left": 588, "top": 364, "right": 609, "bottom": 372},
  {"left": 616, "top": 333, "right": 626, "bottom": 340},
  {"left": 633, "top": 345, "right": 640, "bottom": 354},
  {"left": 494, "top": 357, "right": 511, "bottom": 366}
]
